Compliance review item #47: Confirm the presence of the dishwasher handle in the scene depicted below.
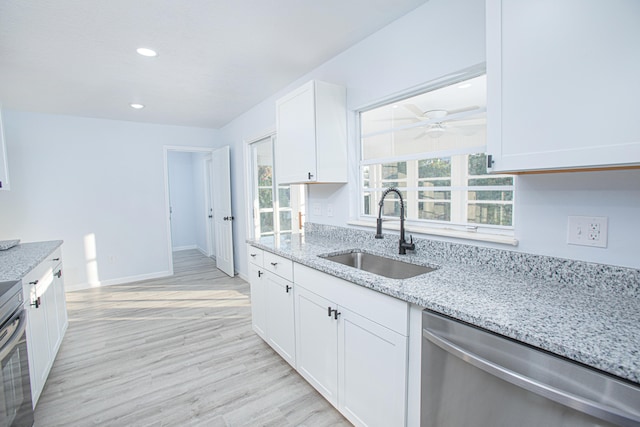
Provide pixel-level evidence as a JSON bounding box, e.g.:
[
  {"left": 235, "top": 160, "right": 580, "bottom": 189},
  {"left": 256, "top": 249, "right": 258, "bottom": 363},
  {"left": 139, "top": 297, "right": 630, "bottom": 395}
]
[{"left": 423, "top": 328, "right": 640, "bottom": 427}]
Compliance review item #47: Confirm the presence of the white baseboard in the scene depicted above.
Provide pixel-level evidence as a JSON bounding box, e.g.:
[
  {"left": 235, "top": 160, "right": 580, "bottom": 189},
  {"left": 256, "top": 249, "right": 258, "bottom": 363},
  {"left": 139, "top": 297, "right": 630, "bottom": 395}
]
[
  {"left": 172, "top": 245, "right": 198, "bottom": 252},
  {"left": 66, "top": 270, "right": 172, "bottom": 292},
  {"left": 236, "top": 272, "right": 249, "bottom": 282}
]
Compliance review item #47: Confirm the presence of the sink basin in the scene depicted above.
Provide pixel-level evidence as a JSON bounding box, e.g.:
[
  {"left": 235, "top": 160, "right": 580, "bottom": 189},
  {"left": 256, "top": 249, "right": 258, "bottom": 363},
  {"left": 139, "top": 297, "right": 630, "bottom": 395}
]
[{"left": 320, "top": 251, "right": 436, "bottom": 279}]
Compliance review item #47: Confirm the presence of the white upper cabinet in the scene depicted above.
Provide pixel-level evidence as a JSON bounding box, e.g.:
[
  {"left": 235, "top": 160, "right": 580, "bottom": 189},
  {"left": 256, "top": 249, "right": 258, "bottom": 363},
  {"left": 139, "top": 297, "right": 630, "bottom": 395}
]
[
  {"left": 275, "top": 80, "right": 347, "bottom": 184},
  {"left": 486, "top": 0, "right": 640, "bottom": 172},
  {"left": 0, "top": 108, "right": 10, "bottom": 190}
]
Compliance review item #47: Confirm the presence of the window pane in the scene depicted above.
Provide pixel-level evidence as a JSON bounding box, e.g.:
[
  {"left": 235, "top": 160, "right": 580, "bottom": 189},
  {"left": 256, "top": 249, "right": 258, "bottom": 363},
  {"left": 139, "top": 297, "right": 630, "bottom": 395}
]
[
  {"left": 278, "top": 186, "right": 290, "bottom": 208},
  {"left": 468, "top": 190, "right": 513, "bottom": 201},
  {"left": 468, "top": 153, "right": 489, "bottom": 176},
  {"left": 382, "top": 162, "right": 406, "bottom": 180},
  {"left": 260, "top": 212, "right": 274, "bottom": 234},
  {"left": 468, "top": 204, "right": 513, "bottom": 226},
  {"left": 363, "top": 166, "right": 370, "bottom": 188},
  {"left": 419, "top": 201, "right": 451, "bottom": 221},
  {"left": 469, "top": 177, "right": 514, "bottom": 186},
  {"left": 258, "top": 188, "right": 273, "bottom": 209},
  {"left": 279, "top": 211, "right": 292, "bottom": 232},
  {"left": 419, "top": 158, "right": 451, "bottom": 178},
  {"left": 258, "top": 165, "right": 272, "bottom": 186}
]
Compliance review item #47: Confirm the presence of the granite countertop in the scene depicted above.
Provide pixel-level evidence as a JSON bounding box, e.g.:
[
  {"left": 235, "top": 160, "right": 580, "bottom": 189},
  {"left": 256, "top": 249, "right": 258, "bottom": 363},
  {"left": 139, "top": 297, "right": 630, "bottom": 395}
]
[
  {"left": 248, "top": 229, "right": 640, "bottom": 386},
  {"left": 0, "top": 241, "right": 63, "bottom": 281}
]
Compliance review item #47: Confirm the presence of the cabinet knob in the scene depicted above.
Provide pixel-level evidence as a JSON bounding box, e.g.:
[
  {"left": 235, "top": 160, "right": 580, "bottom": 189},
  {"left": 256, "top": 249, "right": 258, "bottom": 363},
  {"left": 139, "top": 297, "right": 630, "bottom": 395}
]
[
  {"left": 285, "top": 285, "right": 292, "bottom": 293},
  {"left": 29, "top": 280, "right": 38, "bottom": 285}
]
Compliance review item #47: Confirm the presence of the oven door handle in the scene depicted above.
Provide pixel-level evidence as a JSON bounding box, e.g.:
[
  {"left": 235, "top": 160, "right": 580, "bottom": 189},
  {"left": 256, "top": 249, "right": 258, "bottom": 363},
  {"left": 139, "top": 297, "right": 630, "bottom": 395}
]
[
  {"left": 423, "top": 328, "right": 640, "bottom": 427},
  {"left": 0, "top": 309, "right": 27, "bottom": 361}
]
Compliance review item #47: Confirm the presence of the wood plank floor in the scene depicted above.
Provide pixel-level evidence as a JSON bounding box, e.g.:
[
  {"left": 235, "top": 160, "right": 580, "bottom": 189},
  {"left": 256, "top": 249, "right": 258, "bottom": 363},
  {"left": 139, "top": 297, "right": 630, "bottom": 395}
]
[{"left": 34, "top": 250, "right": 350, "bottom": 426}]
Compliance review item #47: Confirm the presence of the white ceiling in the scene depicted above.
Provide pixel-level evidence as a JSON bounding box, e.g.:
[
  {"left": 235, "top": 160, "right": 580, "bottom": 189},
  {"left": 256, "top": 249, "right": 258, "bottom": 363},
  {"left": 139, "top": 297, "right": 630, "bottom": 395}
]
[{"left": 0, "top": 0, "right": 429, "bottom": 129}]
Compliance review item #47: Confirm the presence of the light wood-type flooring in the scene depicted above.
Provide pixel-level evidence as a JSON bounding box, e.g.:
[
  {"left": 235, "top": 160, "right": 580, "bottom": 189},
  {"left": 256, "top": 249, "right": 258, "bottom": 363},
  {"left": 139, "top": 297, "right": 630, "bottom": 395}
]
[{"left": 34, "top": 250, "right": 350, "bottom": 426}]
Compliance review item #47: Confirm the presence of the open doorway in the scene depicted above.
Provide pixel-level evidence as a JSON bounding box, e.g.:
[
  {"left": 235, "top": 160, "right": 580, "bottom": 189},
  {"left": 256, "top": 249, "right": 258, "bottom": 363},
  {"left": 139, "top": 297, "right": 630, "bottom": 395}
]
[{"left": 163, "top": 146, "right": 235, "bottom": 277}]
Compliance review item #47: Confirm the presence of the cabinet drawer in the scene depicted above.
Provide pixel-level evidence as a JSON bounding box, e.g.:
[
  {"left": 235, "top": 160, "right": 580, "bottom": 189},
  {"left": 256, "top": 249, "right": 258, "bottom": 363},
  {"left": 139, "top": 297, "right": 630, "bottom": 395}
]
[
  {"left": 263, "top": 251, "right": 293, "bottom": 282},
  {"left": 48, "top": 247, "right": 62, "bottom": 266},
  {"left": 294, "top": 263, "right": 408, "bottom": 336},
  {"left": 247, "top": 245, "right": 264, "bottom": 266}
]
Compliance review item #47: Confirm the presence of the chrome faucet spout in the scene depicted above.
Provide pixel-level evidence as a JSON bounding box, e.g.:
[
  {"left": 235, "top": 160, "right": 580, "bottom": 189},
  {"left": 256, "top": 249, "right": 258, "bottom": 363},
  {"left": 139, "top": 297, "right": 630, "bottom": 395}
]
[{"left": 374, "top": 187, "right": 415, "bottom": 255}]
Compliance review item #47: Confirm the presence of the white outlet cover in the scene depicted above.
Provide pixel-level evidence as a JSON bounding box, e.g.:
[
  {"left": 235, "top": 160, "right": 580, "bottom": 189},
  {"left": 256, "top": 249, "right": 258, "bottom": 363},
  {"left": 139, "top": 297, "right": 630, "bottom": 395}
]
[{"left": 567, "top": 216, "right": 608, "bottom": 248}]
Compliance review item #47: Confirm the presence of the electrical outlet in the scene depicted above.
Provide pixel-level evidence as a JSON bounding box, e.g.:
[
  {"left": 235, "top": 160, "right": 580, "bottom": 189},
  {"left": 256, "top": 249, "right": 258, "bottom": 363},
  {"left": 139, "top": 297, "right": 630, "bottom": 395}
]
[
  {"left": 327, "top": 204, "right": 334, "bottom": 217},
  {"left": 567, "top": 216, "right": 608, "bottom": 248}
]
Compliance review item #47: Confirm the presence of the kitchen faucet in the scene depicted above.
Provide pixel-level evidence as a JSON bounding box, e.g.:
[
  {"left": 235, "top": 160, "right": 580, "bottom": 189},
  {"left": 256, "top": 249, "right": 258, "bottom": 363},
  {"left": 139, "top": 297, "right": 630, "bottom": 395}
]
[{"left": 375, "top": 187, "right": 415, "bottom": 255}]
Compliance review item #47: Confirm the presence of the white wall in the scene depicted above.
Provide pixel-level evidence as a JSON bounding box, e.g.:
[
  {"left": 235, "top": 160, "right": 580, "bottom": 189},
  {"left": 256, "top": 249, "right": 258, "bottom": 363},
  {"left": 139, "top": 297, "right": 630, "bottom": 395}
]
[
  {"left": 220, "top": 0, "right": 640, "bottom": 275},
  {"left": 0, "top": 111, "right": 218, "bottom": 290},
  {"left": 168, "top": 152, "right": 199, "bottom": 251}
]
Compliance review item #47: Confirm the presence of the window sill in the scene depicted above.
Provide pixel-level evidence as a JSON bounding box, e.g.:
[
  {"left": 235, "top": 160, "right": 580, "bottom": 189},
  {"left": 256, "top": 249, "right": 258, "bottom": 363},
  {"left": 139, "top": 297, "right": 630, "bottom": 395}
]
[{"left": 347, "top": 219, "right": 519, "bottom": 246}]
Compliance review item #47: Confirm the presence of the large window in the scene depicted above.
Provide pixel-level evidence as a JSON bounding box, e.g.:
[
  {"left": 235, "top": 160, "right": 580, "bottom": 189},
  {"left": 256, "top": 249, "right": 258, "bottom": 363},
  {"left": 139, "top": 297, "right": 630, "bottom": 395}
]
[
  {"left": 360, "top": 74, "right": 514, "bottom": 232},
  {"left": 249, "top": 136, "right": 305, "bottom": 238}
]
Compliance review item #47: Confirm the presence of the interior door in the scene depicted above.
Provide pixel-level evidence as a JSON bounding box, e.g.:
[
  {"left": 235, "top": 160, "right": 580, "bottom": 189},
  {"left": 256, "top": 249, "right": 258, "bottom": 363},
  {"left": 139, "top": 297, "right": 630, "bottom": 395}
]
[{"left": 212, "top": 146, "right": 235, "bottom": 276}]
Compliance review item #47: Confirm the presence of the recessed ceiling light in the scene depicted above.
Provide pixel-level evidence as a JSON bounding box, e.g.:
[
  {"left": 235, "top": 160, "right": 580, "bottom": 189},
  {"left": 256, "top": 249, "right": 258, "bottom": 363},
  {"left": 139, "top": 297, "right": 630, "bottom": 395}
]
[
  {"left": 458, "top": 83, "right": 472, "bottom": 89},
  {"left": 136, "top": 47, "right": 158, "bottom": 57},
  {"left": 130, "top": 103, "right": 145, "bottom": 109}
]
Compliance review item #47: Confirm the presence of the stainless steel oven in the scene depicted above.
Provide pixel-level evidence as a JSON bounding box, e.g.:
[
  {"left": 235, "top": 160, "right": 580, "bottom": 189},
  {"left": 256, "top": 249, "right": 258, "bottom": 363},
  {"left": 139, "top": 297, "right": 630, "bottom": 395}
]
[{"left": 0, "top": 281, "right": 33, "bottom": 427}]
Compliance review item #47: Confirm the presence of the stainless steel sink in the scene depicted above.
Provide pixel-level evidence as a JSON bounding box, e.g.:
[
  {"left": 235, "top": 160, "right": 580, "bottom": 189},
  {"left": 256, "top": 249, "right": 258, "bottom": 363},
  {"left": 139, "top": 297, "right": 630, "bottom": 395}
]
[{"left": 320, "top": 251, "right": 436, "bottom": 279}]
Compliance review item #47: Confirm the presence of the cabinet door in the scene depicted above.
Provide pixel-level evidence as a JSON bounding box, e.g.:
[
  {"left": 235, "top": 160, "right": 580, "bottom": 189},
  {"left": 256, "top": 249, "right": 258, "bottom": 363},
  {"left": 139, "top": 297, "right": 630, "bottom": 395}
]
[
  {"left": 248, "top": 263, "right": 267, "bottom": 339},
  {"left": 487, "top": 0, "right": 640, "bottom": 172},
  {"left": 338, "top": 306, "right": 408, "bottom": 427},
  {"left": 24, "top": 278, "right": 52, "bottom": 405},
  {"left": 275, "top": 81, "right": 317, "bottom": 183},
  {"left": 50, "top": 265, "right": 67, "bottom": 353},
  {"left": 43, "top": 280, "right": 61, "bottom": 363},
  {"left": 294, "top": 286, "right": 338, "bottom": 405},
  {"left": 264, "top": 274, "right": 296, "bottom": 366}
]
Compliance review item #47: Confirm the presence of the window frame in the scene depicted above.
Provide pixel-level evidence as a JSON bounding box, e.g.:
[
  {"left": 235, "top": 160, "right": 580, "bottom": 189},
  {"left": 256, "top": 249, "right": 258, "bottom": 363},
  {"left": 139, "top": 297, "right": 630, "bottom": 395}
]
[{"left": 353, "top": 66, "right": 517, "bottom": 244}]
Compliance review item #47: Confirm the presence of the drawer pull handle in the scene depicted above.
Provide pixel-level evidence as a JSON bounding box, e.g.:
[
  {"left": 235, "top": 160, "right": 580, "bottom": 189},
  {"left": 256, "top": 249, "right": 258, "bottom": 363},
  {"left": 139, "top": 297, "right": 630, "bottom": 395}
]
[
  {"left": 29, "top": 280, "right": 38, "bottom": 285},
  {"left": 285, "top": 285, "right": 292, "bottom": 293},
  {"left": 258, "top": 270, "right": 263, "bottom": 278},
  {"left": 31, "top": 297, "right": 41, "bottom": 309},
  {"left": 52, "top": 257, "right": 60, "bottom": 261},
  {"left": 270, "top": 262, "right": 278, "bottom": 266},
  {"left": 250, "top": 253, "right": 257, "bottom": 257},
  {"left": 334, "top": 310, "right": 341, "bottom": 320},
  {"left": 327, "top": 307, "right": 332, "bottom": 317}
]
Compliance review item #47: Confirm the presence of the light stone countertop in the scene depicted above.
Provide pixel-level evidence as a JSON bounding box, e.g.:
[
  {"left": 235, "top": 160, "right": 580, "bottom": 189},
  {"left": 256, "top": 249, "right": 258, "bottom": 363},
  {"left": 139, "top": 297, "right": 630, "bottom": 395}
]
[
  {"left": 0, "top": 241, "right": 63, "bottom": 281},
  {"left": 248, "top": 228, "right": 640, "bottom": 386}
]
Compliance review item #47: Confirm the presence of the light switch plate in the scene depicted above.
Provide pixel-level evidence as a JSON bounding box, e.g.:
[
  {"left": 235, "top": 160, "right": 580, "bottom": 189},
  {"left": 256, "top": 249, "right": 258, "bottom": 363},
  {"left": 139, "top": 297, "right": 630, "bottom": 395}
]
[
  {"left": 567, "top": 216, "right": 608, "bottom": 248},
  {"left": 312, "top": 203, "right": 322, "bottom": 216}
]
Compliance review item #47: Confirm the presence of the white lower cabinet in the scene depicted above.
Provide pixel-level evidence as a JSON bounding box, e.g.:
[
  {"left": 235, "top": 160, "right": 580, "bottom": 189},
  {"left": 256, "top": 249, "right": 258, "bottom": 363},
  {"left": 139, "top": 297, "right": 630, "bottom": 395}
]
[
  {"left": 247, "top": 245, "right": 296, "bottom": 366},
  {"left": 294, "top": 264, "right": 409, "bottom": 427},
  {"left": 22, "top": 247, "right": 68, "bottom": 407},
  {"left": 247, "top": 245, "right": 410, "bottom": 426},
  {"left": 294, "top": 286, "right": 339, "bottom": 405},
  {"left": 264, "top": 272, "right": 296, "bottom": 365}
]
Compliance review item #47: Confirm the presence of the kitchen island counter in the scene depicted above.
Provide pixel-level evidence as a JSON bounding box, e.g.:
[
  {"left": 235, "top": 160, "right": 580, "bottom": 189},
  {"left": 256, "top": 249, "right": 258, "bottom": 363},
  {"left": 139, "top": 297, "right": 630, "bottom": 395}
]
[
  {"left": 248, "top": 224, "right": 640, "bottom": 385},
  {"left": 0, "top": 240, "right": 63, "bottom": 281}
]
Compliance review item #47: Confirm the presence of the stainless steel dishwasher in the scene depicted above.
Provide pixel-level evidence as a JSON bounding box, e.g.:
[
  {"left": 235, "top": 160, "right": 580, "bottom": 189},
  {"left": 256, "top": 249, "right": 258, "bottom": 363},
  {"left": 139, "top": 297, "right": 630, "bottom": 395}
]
[{"left": 421, "top": 309, "right": 640, "bottom": 427}]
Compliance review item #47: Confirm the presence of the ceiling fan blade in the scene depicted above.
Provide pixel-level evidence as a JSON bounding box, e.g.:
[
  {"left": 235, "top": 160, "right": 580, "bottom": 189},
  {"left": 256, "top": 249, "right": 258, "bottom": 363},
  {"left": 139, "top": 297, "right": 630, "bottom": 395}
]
[
  {"left": 446, "top": 105, "right": 480, "bottom": 115},
  {"left": 403, "top": 104, "right": 426, "bottom": 119}
]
